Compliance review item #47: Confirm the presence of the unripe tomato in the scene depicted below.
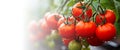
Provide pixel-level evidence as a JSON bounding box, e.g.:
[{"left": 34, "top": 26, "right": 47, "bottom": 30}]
[
  {"left": 46, "top": 13, "right": 63, "bottom": 30},
  {"left": 62, "top": 38, "right": 73, "bottom": 46},
  {"left": 68, "top": 40, "right": 82, "bottom": 50},
  {"left": 72, "top": 2, "right": 92, "bottom": 20},
  {"left": 96, "top": 23, "right": 116, "bottom": 41},
  {"left": 58, "top": 23, "right": 75, "bottom": 39},
  {"left": 96, "top": 9, "right": 116, "bottom": 24},
  {"left": 75, "top": 21, "right": 96, "bottom": 38},
  {"left": 39, "top": 19, "right": 51, "bottom": 34},
  {"left": 87, "top": 36, "right": 104, "bottom": 46}
]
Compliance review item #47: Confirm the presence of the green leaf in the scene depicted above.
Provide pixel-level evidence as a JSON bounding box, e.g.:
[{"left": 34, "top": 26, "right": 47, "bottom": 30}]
[
  {"left": 67, "top": 0, "right": 75, "bottom": 7},
  {"left": 115, "top": 23, "right": 120, "bottom": 36},
  {"left": 113, "top": 0, "right": 120, "bottom": 22}
]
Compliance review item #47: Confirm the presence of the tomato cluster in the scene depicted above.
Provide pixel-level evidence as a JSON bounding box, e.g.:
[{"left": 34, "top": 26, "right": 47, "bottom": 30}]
[
  {"left": 57, "top": 2, "right": 116, "bottom": 49},
  {"left": 29, "top": 1, "right": 117, "bottom": 50}
]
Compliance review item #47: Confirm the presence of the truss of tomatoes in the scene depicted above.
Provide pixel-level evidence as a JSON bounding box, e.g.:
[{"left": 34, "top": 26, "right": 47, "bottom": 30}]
[{"left": 37, "top": 2, "right": 117, "bottom": 50}]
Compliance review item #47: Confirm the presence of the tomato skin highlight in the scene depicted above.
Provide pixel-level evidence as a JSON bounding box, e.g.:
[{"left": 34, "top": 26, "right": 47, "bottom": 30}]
[
  {"left": 75, "top": 21, "right": 96, "bottom": 38},
  {"left": 96, "top": 23, "right": 116, "bottom": 41},
  {"left": 58, "top": 23, "right": 75, "bottom": 39},
  {"left": 46, "top": 13, "right": 62, "bottom": 30},
  {"left": 96, "top": 9, "right": 116, "bottom": 24},
  {"left": 72, "top": 2, "right": 92, "bottom": 21}
]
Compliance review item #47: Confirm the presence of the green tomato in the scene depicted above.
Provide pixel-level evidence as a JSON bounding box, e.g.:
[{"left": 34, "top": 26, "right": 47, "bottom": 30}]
[
  {"left": 68, "top": 40, "right": 82, "bottom": 50},
  {"left": 50, "top": 30, "right": 60, "bottom": 39},
  {"left": 48, "top": 40, "right": 55, "bottom": 48}
]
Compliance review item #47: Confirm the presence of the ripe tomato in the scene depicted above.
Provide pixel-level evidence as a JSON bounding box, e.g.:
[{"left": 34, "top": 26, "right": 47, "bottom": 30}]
[
  {"left": 44, "top": 12, "right": 51, "bottom": 20},
  {"left": 57, "top": 16, "right": 75, "bottom": 28},
  {"left": 39, "top": 19, "right": 51, "bottom": 34},
  {"left": 96, "top": 23, "right": 116, "bottom": 41},
  {"left": 87, "top": 35, "right": 104, "bottom": 46},
  {"left": 62, "top": 38, "right": 73, "bottom": 46},
  {"left": 58, "top": 23, "right": 75, "bottom": 39},
  {"left": 46, "top": 13, "right": 63, "bottom": 30},
  {"left": 75, "top": 21, "right": 96, "bottom": 38},
  {"left": 95, "top": 9, "right": 116, "bottom": 24},
  {"left": 29, "top": 20, "right": 39, "bottom": 34},
  {"left": 68, "top": 40, "right": 82, "bottom": 50},
  {"left": 72, "top": 2, "right": 92, "bottom": 20}
]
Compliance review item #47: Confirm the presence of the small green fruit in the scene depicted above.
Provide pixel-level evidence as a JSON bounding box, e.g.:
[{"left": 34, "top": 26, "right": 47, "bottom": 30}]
[{"left": 68, "top": 40, "right": 82, "bottom": 50}]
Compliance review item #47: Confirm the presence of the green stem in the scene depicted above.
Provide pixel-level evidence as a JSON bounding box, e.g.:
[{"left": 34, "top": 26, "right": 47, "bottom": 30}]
[{"left": 57, "top": 0, "right": 69, "bottom": 13}]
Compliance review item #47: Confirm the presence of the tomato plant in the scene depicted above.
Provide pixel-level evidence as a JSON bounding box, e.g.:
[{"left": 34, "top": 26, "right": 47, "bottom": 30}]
[
  {"left": 29, "top": 0, "right": 120, "bottom": 50},
  {"left": 72, "top": 2, "right": 92, "bottom": 21},
  {"left": 95, "top": 9, "right": 116, "bottom": 25}
]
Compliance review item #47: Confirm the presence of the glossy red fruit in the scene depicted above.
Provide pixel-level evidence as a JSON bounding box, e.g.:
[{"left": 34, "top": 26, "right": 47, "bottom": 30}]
[
  {"left": 58, "top": 23, "right": 75, "bottom": 39},
  {"left": 39, "top": 19, "right": 51, "bottom": 34},
  {"left": 75, "top": 21, "right": 96, "bottom": 38},
  {"left": 96, "top": 9, "right": 116, "bottom": 24},
  {"left": 46, "top": 13, "right": 63, "bottom": 30},
  {"left": 72, "top": 2, "right": 92, "bottom": 20},
  {"left": 87, "top": 36, "right": 104, "bottom": 46},
  {"left": 62, "top": 38, "right": 73, "bottom": 46},
  {"left": 57, "top": 16, "right": 75, "bottom": 28},
  {"left": 96, "top": 23, "right": 116, "bottom": 41}
]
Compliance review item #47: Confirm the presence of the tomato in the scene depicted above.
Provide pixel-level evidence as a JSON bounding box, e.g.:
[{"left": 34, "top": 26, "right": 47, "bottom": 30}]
[
  {"left": 68, "top": 40, "right": 82, "bottom": 50},
  {"left": 39, "top": 19, "right": 51, "bottom": 34},
  {"left": 57, "top": 16, "right": 75, "bottom": 28},
  {"left": 95, "top": 9, "right": 116, "bottom": 24},
  {"left": 62, "top": 38, "right": 73, "bottom": 46},
  {"left": 87, "top": 35, "right": 104, "bottom": 46},
  {"left": 75, "top": 21, "right": 96, "bottom": 38},
  {"left": 29, "top": 20, "right": 38, "bottom": 34},
  {"left": 46, "top": 13, "right": 63, "bottom": 30},
  {"left": 58, "top": 23, "right": 75, "bottom": 39},
  {"left": 44, "top": 12, "right": 51, "bottom": 20},
  {"left": 72, "top": 2, "right": 92, "bottom": 21},
  {"left": 96, "top": 23, "right": 116, "bottom": 41}
]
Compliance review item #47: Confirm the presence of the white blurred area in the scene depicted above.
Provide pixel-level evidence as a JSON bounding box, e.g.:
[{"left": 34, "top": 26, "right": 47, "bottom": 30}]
[{"left": 0, "top": 0, "right": 28, "bottom": 50}]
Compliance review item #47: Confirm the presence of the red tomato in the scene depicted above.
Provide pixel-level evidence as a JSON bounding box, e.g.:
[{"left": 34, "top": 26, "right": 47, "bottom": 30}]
[
  {"left": 57, "top": 16, "right": 75, "bottom": 28},
  {"left": 96, "top": 23, "right": 116, "bottom": 41},
  {"left": 44, "top": 12, "right": 51, "bottom": 20},
  {"left": 62, "top": 38, "right": 73, "bottom": 46},
  {"left": 72, "top": 2, "right": 92, "bottom": 20},
  {"left": 29, "top": 20, "right": 38, "bottom": 34},
  {"left": 39, "top": 19, "right": 51, "bottom": 34},
  {"left": 75, "top": 21, "right": 96, "bottom": 38},
  {"left": 96, "top": 9, "right": 116, "bottom": 24},
  {"left": 46, "top": 13, "right": 63, "bottom": 30},
  {"left": 87, "top": 35, "right": 104, "bottom": 46},
  {"left": 58, "top": 23, "right": 75, "bottom": 39}
]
